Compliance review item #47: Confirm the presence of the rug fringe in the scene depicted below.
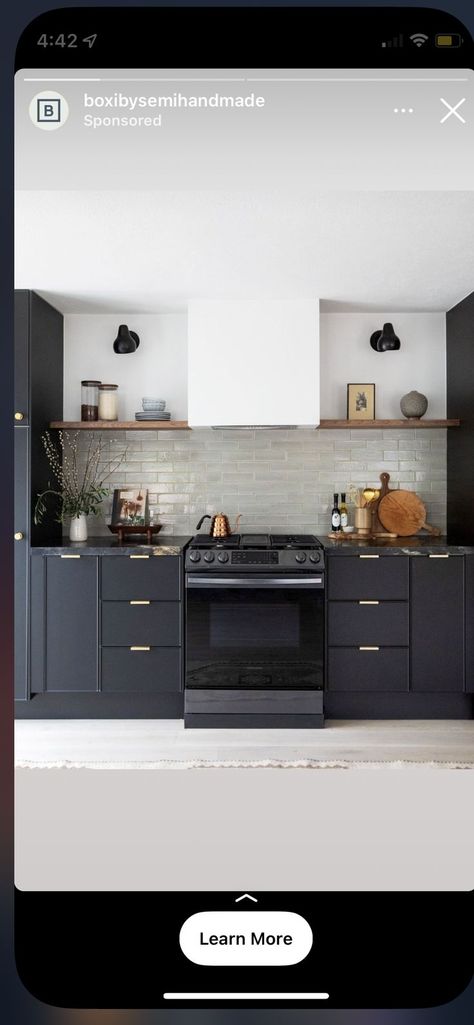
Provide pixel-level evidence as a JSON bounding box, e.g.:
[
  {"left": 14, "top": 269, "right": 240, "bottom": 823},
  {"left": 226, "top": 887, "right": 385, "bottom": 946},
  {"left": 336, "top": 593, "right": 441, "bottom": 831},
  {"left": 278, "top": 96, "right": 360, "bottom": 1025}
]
[{"left": 15, "top": 758, "right": 474, "bottom": 771}]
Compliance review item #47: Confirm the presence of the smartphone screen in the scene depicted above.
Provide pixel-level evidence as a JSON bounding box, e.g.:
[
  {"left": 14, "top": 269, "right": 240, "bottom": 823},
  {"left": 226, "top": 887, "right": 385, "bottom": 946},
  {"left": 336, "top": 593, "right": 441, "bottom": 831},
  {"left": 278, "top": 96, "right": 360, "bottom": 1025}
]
[{"left": 12, "top": 5, "right": 474, "bottom": 1013}]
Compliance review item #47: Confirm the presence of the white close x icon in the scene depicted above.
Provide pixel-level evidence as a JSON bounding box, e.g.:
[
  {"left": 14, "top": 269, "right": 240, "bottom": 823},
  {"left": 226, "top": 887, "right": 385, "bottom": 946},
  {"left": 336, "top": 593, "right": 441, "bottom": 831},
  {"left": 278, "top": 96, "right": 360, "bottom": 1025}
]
[{"left": 440, "top": 97, "right": 467, "bottom": 124}]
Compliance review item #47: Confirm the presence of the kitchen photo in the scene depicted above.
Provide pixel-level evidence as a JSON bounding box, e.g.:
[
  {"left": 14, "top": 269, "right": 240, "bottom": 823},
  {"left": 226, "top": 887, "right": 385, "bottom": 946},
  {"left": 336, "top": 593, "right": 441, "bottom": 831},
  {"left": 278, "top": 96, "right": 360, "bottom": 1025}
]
[{"left": 13, "top": 188, "right": 474, "bottom": 890}]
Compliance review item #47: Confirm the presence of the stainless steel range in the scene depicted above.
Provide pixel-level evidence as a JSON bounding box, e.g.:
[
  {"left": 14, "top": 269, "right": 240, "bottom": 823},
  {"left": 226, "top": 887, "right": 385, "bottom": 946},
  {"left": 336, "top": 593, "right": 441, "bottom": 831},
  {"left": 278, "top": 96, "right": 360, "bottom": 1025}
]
[{"left": 185, "top": 533, "right": 325, "bottom": 728}]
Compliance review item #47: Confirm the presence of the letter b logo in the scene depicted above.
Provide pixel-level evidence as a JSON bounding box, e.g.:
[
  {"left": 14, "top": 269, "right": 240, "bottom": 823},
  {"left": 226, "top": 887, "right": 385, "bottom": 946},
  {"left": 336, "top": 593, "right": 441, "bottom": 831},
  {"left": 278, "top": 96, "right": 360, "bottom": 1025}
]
[{"left": 29, "top": 91, "right": 69, "bottom": 130}]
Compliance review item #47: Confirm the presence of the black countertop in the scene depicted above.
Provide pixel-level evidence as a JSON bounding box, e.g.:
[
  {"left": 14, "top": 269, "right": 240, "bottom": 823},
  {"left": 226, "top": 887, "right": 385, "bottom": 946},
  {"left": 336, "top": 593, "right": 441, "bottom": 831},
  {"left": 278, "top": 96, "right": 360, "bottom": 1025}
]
[
  {"left": 319, "top": 534, "right": 474, "bottom": 555},
  {"left": 31, "top": 535, "right": 192, "bottom": 555}
]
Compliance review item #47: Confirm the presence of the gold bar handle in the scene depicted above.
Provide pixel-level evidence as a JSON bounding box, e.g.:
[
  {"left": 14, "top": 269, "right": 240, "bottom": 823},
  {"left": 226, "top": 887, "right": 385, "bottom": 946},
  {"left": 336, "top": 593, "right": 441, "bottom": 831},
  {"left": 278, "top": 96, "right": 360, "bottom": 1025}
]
[
  {"left": 359, "top": 554, "right": 379, "bottom": 559},
  {"left": 60, "top": 554, "right": 81, "bottom": 559},
  {"left": 129, "top": 554, "right": 150, "bottom": 559},
  {"left": 359, "top": 600, "right": 379, "bottom": 605},
  {"left": 429, "top": 554, "right": 450, "bottom": 558},
  {"left": 130, "top": 646, "right": 151, "bottom": 651},
  {"left": 129, "top": 600, "right": 150, "bottom": 605},
  {"left": 359, "top": 646, "right": 380, "bottom": 651}
]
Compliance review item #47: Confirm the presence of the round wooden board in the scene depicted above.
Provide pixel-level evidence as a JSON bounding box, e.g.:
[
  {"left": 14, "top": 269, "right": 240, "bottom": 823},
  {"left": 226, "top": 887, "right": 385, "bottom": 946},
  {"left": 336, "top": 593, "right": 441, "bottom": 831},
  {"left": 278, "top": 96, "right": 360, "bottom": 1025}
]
[{"left": 378, "top": 490, "right": 428, "bottom": 536}]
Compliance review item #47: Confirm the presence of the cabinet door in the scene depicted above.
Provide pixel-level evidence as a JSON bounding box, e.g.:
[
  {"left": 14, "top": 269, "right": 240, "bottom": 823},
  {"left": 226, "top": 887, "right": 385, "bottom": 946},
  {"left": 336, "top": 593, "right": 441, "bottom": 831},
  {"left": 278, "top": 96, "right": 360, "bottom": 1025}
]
[
  {"left": 14, "top": 291, "right": 29, "bottom": 424},
  {"left": 101, "top": 555, "right": 181, "bottom": 600},
  {"left": 328, "top": 556, "right": 409, "bottom": 601},
  {"left": 410, "top": 557, "right": 464, "bottom": 692},
  {"left": 466, "top": 556, "right": 474, "bottom": 693},
  {"left": 14, "top": 427, "right": 29, "bottom": 700},
  {"left": 45, "top": 557, "right": 99, "bottom": 692}
]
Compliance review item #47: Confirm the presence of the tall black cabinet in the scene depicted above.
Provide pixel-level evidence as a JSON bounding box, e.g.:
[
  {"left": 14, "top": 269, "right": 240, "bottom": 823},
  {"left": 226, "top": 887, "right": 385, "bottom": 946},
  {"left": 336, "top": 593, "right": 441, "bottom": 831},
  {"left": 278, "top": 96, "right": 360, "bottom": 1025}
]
[
  {"left": 447, "top": 291, "right": 474, "bottom": 544},
  {"left": 14, "top": 291, "right": 63, "bottom": 701}
]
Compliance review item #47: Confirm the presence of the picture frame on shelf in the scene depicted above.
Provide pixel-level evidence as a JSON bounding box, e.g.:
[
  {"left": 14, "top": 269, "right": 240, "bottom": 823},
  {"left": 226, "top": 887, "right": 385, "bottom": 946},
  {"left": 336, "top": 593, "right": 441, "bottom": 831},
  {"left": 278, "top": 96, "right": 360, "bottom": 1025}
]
[
  {"left": 347, "top": 383, "right": 376, "bottom": 421},
  {"left": 111, "top": 487, "right": 148, "bottom": 525}
]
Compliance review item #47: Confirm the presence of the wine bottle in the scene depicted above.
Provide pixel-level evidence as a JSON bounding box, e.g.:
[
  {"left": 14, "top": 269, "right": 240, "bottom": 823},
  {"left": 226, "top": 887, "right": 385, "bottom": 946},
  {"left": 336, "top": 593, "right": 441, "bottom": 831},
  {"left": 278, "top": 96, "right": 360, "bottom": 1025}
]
[
  {"left": 340, "top": 492, "right": 348, "bottom": 529},
  {"left": 331, "top": 493, "right": 341, "bottom": 532}
]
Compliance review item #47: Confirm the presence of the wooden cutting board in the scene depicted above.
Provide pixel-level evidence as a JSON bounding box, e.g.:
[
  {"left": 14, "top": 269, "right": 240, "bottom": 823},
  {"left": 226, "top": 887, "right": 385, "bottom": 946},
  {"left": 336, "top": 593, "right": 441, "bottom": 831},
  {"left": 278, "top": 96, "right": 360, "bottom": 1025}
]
[{"left": 378, "top": 490, "right": 441, "bottom": 536}]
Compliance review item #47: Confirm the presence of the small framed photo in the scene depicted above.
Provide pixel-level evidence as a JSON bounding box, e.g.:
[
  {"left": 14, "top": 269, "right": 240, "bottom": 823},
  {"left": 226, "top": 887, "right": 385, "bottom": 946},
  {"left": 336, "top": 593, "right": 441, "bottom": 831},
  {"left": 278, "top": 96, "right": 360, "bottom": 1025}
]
[
  {"left": 347, "top": 383, "right": 375, "bottom": 420},
  {"left": 111, "top": 488, "right": 148, "bottom": 526}
]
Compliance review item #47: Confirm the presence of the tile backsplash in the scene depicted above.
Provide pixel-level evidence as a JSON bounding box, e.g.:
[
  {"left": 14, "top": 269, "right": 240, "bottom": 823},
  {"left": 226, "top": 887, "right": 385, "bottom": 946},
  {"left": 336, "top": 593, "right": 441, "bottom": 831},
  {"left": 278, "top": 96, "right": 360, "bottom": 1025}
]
[{"left": 75, "top": 427, "right": 447, "bottom": 537}]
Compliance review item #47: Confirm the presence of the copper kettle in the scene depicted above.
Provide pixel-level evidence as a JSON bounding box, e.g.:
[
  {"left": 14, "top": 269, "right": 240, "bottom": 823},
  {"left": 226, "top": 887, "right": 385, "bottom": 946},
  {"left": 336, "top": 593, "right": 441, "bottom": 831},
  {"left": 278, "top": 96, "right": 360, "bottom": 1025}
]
[{"left": 196, "top": 513, "right": 242, "bottom": 538}]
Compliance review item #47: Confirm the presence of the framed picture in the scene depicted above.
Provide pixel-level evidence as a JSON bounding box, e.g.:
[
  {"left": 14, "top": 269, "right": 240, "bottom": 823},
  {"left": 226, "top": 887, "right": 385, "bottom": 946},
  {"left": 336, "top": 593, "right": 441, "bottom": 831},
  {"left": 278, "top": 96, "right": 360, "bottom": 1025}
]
[
  {"left": 111, "top": 488, "right": 148, "bottom": 525},
  {"left": 347, "top": 383, "right": 375, "bottom": 420}
]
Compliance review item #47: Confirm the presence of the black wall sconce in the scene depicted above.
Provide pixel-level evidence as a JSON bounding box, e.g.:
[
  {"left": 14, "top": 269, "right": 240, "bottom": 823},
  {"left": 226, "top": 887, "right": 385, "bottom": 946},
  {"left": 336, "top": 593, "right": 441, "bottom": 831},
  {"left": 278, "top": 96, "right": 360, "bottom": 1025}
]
[
  {"left": 113, "top": 324, "right": 140, "bottom": 354},
  {"left": 370, "top": 322, "right": 401, "bottom": 352}
]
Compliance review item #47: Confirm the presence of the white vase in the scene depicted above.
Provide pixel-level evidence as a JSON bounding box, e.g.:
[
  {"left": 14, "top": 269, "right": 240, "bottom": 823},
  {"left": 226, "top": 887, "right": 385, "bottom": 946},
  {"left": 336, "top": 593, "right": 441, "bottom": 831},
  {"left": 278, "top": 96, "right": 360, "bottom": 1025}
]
[{"left": 69, "top": 513, "right": 88, "bottom": 541}]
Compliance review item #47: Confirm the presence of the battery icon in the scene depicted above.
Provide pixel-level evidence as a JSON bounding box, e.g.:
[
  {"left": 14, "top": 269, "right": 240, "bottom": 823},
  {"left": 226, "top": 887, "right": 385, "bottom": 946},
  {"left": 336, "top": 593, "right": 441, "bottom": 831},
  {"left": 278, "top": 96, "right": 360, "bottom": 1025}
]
[{"left": 435, "top": 33, "right": 462, "bottom": 47}]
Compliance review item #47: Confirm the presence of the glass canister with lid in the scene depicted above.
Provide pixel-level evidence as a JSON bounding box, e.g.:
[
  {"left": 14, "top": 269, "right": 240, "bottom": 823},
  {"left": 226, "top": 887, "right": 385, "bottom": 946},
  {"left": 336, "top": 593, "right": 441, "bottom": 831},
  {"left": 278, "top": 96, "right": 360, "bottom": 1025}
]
[
  {"left": 81, "top": 380, "right": 101, "bottom": 421},
  {"left": 98, "top": 384, "right": 119, "bottom": 420}
]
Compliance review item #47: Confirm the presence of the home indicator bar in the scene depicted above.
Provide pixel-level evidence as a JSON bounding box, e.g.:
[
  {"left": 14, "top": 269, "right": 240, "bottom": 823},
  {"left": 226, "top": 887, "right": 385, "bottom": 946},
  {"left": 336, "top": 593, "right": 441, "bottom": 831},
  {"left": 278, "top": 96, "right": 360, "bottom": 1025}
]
[{"left": 163, "top": 992, "right": 330, "bottom": 1000}]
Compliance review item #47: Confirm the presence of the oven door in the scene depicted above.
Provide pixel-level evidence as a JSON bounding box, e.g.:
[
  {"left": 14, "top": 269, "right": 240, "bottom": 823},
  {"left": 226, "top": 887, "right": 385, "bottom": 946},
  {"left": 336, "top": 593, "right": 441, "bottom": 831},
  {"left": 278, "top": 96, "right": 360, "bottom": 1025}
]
[{"left": 186, "top": 574, "right": 324, "bottom": 691}]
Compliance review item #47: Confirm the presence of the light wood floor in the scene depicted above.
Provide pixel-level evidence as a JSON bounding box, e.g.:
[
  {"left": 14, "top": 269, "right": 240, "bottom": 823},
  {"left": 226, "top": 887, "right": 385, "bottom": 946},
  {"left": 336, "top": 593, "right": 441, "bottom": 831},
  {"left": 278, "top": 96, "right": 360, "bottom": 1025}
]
[{"left": 15, "top": 719, "right": 474, "bottom": 765}]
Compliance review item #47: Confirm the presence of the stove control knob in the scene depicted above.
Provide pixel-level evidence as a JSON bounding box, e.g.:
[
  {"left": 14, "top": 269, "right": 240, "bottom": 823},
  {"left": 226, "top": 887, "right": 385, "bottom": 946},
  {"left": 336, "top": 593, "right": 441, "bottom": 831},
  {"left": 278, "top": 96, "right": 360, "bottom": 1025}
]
[
  {"left": 309, "top": 552, "right": 320, "bottom": 564},
  {"left": 189, "top": 551, "right": 201, "bottom": 563},
  {"left": 217, "top": 552, "right": 229, "bottom": 563},
  {"left": 295, "top": 552, "right": 307, "bottom": 563},
  {"left": 204, "top": 551, "right": 215, "bottom": 563}
]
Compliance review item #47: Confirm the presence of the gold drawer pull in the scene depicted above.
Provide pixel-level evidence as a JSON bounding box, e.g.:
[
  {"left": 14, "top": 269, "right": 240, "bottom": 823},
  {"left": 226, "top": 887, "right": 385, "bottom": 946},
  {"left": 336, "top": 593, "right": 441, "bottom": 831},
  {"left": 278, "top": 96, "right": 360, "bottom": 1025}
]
[
  {"left": 60, "top": 554, "right": 81, "bottom": 559},
  {"left": 359, "top": 554, "right": 379, "bottom": 559},
  {"left": 14, "top": 411, "right": 25, "bottom": 421},
  {"left": 429, "top": 554, "right": 449, "bottom": 558},
  {"left": 359, "top": 600, "right": 379, "bottom": 605},
  {"left": 129, "top": 600, "right": 150, "bottom": 605},
  {"left": 130, "top": 646, "right": 151, "bottom": 651},
  {"left": 359, "top": 646, "right": 380, "bottom": 651},
  {"left": 129, "top": 554, "right": 150, "bottom": 559},
  {"left": 14, "top": 531, "right": 24, "bottom": 541}
]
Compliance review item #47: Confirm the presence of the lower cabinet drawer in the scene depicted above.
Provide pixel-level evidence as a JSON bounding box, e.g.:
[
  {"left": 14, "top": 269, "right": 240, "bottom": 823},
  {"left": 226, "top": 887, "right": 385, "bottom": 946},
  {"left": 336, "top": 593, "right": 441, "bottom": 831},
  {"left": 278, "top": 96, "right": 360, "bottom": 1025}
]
[
  {"left": 102, "top": 601, "right": 181, "bottom": 646},
  {"left": 327, "top": 601, "right": 409, "bottom": 647},
  {"left": 327, "top": 647, "right": 409, "bottom": 692},
  {"left": 101, "top": 647, "right": 182, "bottom": 693},
  {"left": 185, "top": 689, "right": 323, "bottom": 715}
]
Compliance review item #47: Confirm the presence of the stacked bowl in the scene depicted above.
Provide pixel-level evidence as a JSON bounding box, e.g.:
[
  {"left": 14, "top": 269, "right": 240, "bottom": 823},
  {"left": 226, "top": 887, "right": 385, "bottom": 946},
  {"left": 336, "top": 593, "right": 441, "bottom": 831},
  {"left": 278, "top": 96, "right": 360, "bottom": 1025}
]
[{"left": 135, "top": 398, "right": 171, "bottom": 421}]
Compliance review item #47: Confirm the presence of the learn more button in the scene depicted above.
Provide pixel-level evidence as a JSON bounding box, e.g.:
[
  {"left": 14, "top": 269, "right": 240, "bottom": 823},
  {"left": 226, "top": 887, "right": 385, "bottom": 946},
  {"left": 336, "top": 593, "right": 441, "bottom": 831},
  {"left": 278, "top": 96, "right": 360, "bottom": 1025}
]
[{"left": 179, "top": 911, "right": 313, "bottom": 966}]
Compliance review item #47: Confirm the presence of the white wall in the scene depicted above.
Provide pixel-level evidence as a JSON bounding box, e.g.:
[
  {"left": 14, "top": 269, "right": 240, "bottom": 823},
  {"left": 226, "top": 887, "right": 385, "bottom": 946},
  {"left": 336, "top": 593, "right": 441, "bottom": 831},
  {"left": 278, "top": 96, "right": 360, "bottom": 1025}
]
[
  {"left": 319, "top": 312, "right": 446, "bottom": 419},
  {"left": 64, "top": 314, "right": 188, "bottom": 421}
]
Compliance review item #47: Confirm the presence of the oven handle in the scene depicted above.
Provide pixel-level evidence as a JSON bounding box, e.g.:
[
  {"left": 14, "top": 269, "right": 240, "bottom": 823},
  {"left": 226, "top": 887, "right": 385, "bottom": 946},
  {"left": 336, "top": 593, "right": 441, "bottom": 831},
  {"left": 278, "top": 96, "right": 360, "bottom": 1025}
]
[{"left": 186, "top": 576, "right": 324, "bottom": 589}]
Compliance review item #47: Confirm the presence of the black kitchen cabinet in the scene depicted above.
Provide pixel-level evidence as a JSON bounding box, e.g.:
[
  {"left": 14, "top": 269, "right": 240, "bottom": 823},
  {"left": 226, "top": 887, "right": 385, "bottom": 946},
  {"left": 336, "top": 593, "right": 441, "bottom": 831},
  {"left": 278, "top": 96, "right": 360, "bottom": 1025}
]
[
  {"left": 14, "top": 291, "right": 63, "bottom": 703},
  {"left": 14, "top": 428, "right": 29, "bottom": 700},
  {"left": 328, "top": 555, "right": 409, "bottom": 601},
  {"left": 101, "top": 555, "right": 181, "bottom": 601},
  {"left": 327, "top": 647, "right": 409, "bottom": 692},
  {"left": 101, "top": 647, "right": 182, "bottom": 693},
  {"left": 28, "top": 551, "right": 185, "bottom": 708},
  {"left": 325, "top": 550, "right": 473, "bottom": 715},
  {"left": 34, "top": 556, "right": 99, "bottom": 693},
  {"left": 466, "top": 557, "right": 474, "bottom": 693},
  {"left": 327, "top": 600, "right": 409, "bottom": 647},
  {"left": 102, "top": 601, "right": 181, "bottom": 647},
  {"left": 411, "top": 556, "right": 465, "bottom": 693}
]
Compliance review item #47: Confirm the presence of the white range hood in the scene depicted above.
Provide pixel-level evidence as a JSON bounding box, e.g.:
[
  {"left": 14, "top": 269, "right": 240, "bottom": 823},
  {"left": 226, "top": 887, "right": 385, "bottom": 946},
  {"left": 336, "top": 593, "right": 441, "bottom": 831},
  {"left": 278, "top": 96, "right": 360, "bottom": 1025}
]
[{"left": 187, "top": 300, "right": 319, "bottom": 428}]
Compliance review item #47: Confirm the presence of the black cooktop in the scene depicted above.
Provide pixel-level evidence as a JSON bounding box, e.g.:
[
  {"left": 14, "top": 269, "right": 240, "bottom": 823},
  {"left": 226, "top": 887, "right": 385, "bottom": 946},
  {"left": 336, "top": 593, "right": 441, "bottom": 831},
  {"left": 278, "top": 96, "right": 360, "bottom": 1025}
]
[{"left": 189, "top": 533, "right": 322, "bottom": 550}]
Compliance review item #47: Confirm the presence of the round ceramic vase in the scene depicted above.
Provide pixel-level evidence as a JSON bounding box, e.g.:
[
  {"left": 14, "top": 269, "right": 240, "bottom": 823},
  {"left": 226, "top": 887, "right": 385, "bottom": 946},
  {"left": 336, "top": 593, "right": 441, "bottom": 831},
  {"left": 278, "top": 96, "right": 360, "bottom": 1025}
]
[{"left": 400, "top": 391, "right": 428, "bottom": 419}]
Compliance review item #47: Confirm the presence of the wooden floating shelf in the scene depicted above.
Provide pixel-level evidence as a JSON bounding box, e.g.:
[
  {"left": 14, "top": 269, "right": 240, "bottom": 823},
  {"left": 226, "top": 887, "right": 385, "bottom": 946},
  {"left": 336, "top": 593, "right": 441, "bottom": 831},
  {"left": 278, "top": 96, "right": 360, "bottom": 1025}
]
[
  {"left": 49, "top": 420, "right": 191, "bottom": 431},
  {"left": 318, "top": 419, "right": 460, "bottom": 429}
]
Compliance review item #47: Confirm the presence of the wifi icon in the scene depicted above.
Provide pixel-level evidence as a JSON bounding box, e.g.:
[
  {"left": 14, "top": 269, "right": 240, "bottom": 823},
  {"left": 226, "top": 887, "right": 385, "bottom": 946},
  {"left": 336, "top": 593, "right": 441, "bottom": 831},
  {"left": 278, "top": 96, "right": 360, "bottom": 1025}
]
[{"left": 410, "top": 33, "right": 429, "bottom": 47}]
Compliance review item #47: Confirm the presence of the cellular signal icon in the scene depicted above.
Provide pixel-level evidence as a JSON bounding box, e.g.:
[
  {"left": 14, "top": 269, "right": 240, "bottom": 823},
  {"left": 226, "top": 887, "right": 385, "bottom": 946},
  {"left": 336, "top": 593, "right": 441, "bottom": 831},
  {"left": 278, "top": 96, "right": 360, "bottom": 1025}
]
[
  {"left": 410, "top": 33, "right": 429, "bottom": 47},
  {"left": 381, "top": 33, "right": 404, "bottom": 48}
]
